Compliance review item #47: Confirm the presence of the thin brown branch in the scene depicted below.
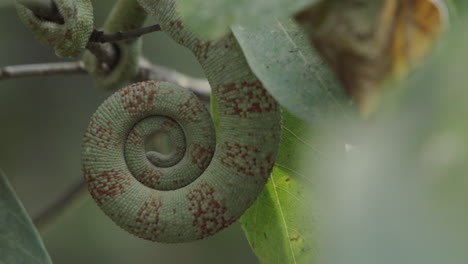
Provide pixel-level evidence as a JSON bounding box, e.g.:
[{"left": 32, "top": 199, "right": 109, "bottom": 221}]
[
  {"left": 85, "top": 25, "right": 163, "bottom": 71},
  {"left": 0, "top": 61, "right": 85, "bottom": 80},
  {"left": 33, "top": 178, "right": 87, "bottom": 229},
  {"left": 89, "top": 24, "right": 162, "bottom": 43},
  {"left": 85, "top": 42, "right": 118, "bottom": 73}
]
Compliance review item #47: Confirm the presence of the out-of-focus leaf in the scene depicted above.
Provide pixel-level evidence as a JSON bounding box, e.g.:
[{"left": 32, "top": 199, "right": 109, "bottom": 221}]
[
  {"left": 177, "top": 0, "right": 320, "bottom": 39},
  {"left": 232, "top": 19, "right": 354, "bottom": 125},
  {"left": 451, "top": 0, "right": 468, "bottom": 12},
  {"left": 241, "top": 109, "right": 321, "bottom": 264},
  {"left": 314, "top": 20, "right": 468, "bottom": 264},
  {"left": 0, "top": 169, "right": 52, "bottom": 264}
]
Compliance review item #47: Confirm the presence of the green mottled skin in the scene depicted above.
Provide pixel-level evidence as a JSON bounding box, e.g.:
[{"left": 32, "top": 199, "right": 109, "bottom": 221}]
[
  {"left": 83, "top": 0, "right": 147, "bottom": 90},
  {"left": 14, "top": 0, "right": 93, "bottom": 58},
  {"left": 79, "top": 0, "right": 281, "bottom": 243}
]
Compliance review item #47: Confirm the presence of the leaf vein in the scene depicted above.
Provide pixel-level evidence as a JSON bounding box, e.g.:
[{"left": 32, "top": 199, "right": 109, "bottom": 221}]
[{"left": 271, "top": 175, "right": 297, "bottom": 264}]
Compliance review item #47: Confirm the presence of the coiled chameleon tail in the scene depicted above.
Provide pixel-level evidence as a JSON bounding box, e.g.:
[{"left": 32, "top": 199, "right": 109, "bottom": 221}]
[
  {"left": 15, "top": 0, "right": 93, "bottom": 58},
  {"left": 81, "top": 0, "right": 282, "bottom": 243}
]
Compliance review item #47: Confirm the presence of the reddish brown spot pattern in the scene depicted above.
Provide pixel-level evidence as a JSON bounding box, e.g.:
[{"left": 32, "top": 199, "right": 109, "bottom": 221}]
[
  {"left": 120, "top": 82, "right": 158, "bottom": 116},
  {"left": 62, "top": 6, "right": 77, "bottom": 18},
  {"left": 186, "top": 183, "right": 235, "bottom": 239},
  {"left": 175, "top": 145, "right": 186, "bottom": 160},
  {"left": 127, "top": 128, "right": 144, "bottom": 146},
  {"left": 193, "top": 40, "right": 212, "bottom": 60},
  {"left": 126, "top": 197, "right": 164, "bottom": 240},
  {"left": 167, "top": 20, "right": 186, "bottom": 45},
  {"left": 160, "top": 120, "right": 177, "bottom": 130},
  {"left": 87, "top": 169, "right": 131, "bottom": 206},
  {"left": 189, "top": 143, "right": 213, "bottom": 171},
  {"left": 219, "top": 142, "right": 275, "bottom": 183},
  {"left": 85, "top": 118, "right": 114, "bottom": 149},
  {"left": 168, "top": 19, "right": 184, "bottom": 30},
  {"left": 136, "top": 167, "right": 162, "bottom": 187},
  {"left": 177, "top": 95, "right": 205, "bottom": 123},
  {"left": 218, "top": 81, "right": 278, "bottom": 118},
  {"left": 64, "top": 29, "right": 73, "bottom": 40},
  {"left": 127, "top": 119, "right": 178, "bottom": 146}
]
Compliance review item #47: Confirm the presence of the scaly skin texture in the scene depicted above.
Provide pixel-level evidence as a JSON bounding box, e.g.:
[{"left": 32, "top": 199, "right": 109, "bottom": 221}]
[
  {"left": 83, "top": 0, "right": 147, "bottom": 90},
  {"left": 81, "top": 0, "right": 282, "bottom": 243},
  {"left": 14, "top": 0, "right": 93, "bottom": 58}
]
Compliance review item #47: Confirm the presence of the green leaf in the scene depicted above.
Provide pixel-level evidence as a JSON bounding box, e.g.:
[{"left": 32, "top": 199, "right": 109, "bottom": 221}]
[
  {"left": 241, "top": 109, "right": 318, "bottom": 264},
  {"left": 177, "top": 0, "right": 319, "bottom": 39},
  {"left": 0, "top": 169, "right": 52, "bottom": 264},
  {"left": 237, "top": 20, "right": 355, "bottom": 263},
  {"left": 232, "top": 19, "right": 355, "bottom": 124}
]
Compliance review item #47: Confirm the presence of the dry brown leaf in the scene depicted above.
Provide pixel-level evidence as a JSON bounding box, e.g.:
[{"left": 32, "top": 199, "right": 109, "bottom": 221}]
[{"left": 296, "top": 0, "right": 447, "bottom": 116}]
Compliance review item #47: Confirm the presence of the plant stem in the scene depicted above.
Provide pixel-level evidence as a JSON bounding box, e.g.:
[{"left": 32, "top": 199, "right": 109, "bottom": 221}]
[
  {"left": 33, "top": 179, "right": 87, "bottom": 230},
  {"left": 135, "top": 58, "right": 211, "bottom": 101},
  {"left": 0, "top": 61, "right": 85, "bottom": 79},
  {"left": 89, "top": 24, "right": 162, "bottom": 43},
  {"left": 0, "top": 60, "right": 211, "bottom": 101}
]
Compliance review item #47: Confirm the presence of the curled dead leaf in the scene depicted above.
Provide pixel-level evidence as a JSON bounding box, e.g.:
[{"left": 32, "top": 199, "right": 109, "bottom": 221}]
[{"left": 296, "top": 0, "right": 448, "bottom": 116}]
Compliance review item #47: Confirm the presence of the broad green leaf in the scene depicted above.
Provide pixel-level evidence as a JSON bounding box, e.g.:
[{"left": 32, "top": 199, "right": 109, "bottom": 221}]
[
  {"left": 232, "top": 19, "right": 355, "bottom": 124},
  {"left": 0, "top": 169, "right": 52, "bottom": 264},
  {"left": 177, "top": 0, "right": 319, "bottom": 39},
  {"left": 314, "top": 19, "right": 468, "bottom": 264},
  {"left": 241, "top": 109, "right": 320, "bottom": 264}
]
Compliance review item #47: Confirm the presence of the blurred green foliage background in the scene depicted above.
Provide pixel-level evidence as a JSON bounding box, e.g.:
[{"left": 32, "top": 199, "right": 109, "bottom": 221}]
[
  {"left": 308, "top": 10, "right": 468, "bottom": 264},
  {"left": 0, "top": 2, "right": 257, "bottom": 263}
]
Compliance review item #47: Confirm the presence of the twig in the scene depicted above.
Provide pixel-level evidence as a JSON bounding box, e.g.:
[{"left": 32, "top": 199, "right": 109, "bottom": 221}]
[
  {"left": 85, "top": 42, "right": 118, "bottom": 73},
  {"left": 85, "top": 24, "right": 162, "bottom": 73},
  {"left": 0, "top": 59, "right": 211, "bottom": 101},
  {"left": 0, "top": 61, "right": 85, "bottom": 80},
  {"left": 135, "top": 58, "right": 211, "bottom": 101},
  {"left": 33, "top": 178, "right": 87, "bottom": 229},
  {"left": 89, "top": 24, "right": 162, "bottom": 43}
]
